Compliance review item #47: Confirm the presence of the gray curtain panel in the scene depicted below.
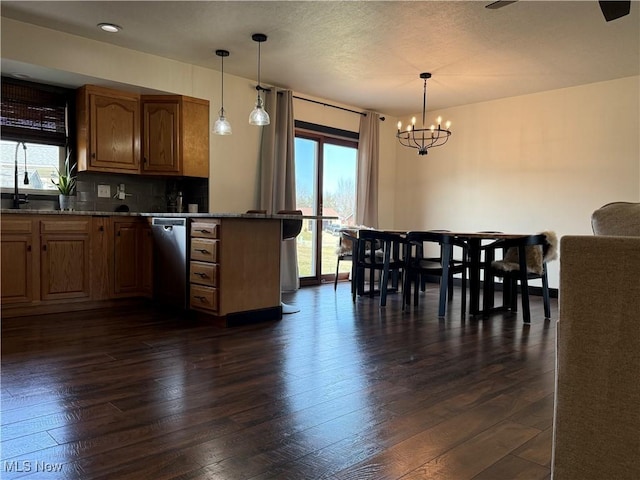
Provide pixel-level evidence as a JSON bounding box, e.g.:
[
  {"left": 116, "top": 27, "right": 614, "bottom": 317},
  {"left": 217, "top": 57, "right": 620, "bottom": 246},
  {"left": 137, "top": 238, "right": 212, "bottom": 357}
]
[
  {"left": 259, "top": 89, "right": 299, "bottom": 291},
  {"left": 356, "top": 111, "right": 380, "bottom": 228}
]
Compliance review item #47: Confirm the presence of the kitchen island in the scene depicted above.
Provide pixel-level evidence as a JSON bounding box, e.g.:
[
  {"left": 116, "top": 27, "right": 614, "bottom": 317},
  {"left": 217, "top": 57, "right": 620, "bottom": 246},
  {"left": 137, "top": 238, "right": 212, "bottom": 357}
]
[{"left": 0, "top": 210, "right": 305, "bottom": 325}]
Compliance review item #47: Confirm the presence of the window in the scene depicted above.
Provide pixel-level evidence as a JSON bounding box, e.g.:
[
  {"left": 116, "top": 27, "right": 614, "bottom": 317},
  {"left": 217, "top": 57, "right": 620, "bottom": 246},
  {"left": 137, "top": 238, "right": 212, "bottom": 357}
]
[
  {"left": 1, "top": 77, "right": 72, "bottom": 194},
  {"left": 0, "top": 141, "right": 65, "bottom": 191},
  {"left": 294, "top": 122, "right": 358, "bottom": 285}
]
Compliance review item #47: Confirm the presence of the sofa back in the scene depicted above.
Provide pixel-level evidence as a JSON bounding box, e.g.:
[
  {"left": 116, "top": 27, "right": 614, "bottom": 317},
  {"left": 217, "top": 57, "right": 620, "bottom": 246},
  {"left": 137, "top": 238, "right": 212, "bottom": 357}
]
[{"left": 552, "top": 235, "right": 640, "bottom": 479}]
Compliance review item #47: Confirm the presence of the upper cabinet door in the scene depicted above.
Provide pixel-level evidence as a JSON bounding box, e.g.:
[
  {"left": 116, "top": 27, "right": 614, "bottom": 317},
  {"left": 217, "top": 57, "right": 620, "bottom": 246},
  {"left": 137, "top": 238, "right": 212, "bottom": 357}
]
[
  {"left": 77, "top": 85, "right": 141, "bottom": 174},
  {"left": 141, "top": 95, "right": 209, "bottom": 178},
  {"left": 142, "top": 100, "right": 180, "bottom": 174}
]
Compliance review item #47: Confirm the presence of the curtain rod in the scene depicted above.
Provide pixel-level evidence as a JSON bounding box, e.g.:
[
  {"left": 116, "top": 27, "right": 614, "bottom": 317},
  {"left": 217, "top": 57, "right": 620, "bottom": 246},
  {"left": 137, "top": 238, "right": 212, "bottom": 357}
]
[{"left": 292, "top": 95, "right": 385, "bottom": 121}]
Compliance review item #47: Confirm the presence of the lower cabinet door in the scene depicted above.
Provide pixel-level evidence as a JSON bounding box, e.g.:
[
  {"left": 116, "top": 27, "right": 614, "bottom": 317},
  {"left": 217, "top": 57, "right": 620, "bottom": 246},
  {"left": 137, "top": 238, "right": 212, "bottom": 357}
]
[{"left": 40, "top": 234, "right": 91, "bottom": 301}]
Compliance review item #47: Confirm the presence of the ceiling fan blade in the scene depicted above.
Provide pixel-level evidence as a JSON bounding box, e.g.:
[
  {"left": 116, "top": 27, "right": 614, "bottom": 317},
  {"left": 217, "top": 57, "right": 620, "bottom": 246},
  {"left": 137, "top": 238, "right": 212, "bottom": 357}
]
[
  {"left": 598, "top": 1, "right": 630, "bottom": 21},
  {"left": 485, "top": 1, "right": 518, "bottom": 10}
]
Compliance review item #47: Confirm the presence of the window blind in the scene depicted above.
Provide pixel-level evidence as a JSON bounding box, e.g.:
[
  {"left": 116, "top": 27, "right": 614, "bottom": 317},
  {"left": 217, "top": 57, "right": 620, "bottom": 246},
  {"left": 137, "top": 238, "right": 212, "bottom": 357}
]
[{"left": 1, "top": 77, "right": 70, "bottom": 146}]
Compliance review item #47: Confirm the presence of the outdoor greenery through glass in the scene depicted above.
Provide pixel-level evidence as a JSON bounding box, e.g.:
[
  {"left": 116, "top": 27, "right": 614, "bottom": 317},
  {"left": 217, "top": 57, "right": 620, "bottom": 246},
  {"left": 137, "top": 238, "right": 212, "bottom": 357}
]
[{"left": 294, "top": 136, "right": 357, "bottom": 280}]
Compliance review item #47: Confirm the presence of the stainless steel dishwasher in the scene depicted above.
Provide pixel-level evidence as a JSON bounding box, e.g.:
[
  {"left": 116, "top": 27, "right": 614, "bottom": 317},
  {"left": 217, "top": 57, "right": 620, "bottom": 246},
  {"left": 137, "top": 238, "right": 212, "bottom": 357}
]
[{"left": 151, "top": 217, "right": 188, "bottom": 309}]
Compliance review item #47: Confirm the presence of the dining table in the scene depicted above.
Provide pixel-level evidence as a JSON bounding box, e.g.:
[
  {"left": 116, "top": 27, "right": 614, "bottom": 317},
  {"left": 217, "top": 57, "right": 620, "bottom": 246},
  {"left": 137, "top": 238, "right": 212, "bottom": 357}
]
[{"left": 440, "top": 231, "right": 530, "bottom": 315}]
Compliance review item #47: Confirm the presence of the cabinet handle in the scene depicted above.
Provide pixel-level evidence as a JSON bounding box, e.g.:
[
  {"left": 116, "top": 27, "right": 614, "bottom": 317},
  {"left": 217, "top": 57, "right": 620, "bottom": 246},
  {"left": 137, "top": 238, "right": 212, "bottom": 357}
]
[
  {"left": 196, "top": 229, "right": 211, "bottom": 234},
  {"left": 99, "top": 226, "right": 104, "bottom": 232},
  {"left": 195, "top": 248, "right": 209, "bottom": 254},
  {"left": 117, "top": 231, "right": 121, "bottom": 236},
  {"left": 193, "top": 295, "right": 207, "bottom": 302},
  {"left": 42, "top": 245, "right": 47, "bottom": 252},
  {"left": 194, "top": 272, "right": 208, "bottom": 278},
  {"left": 92, "top": 152, "right": 96, "bottom": 159},
  {"left": 27, "top": 244, "right": 32, "bottom": 252}
]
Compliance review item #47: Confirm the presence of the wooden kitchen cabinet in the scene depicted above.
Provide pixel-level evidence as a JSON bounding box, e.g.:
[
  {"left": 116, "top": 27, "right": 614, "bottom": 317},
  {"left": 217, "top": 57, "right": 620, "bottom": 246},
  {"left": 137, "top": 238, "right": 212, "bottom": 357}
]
[
  {"left": 77, "top": 85, "right": 141, "bottom": 174},
  {"left": 0, "top": 217, "right": 37, "bottom": 305},
  {"left": 141, "top": 95, "right": 210, "bottom": 177},
  {"left": 189, "top": 218, "right": 281, "bottom": 322},
  {"left": 40, "top": 218, "right": 91, "bottom": 301},
  {"left": 113, "top": 218, "right": 153, "bottom": 297}
]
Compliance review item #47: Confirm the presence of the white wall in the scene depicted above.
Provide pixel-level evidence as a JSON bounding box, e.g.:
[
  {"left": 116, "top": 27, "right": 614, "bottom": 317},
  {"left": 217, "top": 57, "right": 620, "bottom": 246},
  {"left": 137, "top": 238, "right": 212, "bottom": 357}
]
[{"left": 394, "top": 76, "right": 640, "bottom": 288}]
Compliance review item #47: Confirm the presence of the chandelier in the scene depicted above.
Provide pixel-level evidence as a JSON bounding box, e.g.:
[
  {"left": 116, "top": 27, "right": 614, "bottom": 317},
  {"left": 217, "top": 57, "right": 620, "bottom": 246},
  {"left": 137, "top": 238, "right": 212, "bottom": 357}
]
[{"left": 397, "top": 73, "right": 451, "bottom": 155}]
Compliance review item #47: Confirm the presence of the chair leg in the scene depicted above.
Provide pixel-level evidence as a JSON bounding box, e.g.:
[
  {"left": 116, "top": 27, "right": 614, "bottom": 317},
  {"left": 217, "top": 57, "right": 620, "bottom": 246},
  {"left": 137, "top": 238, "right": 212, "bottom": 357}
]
[
  {"left": 542, "top": 270, "right": 551, "bottom": 319},
  {"left": 438, "top": 244, "right": 451, "bottom": 317},
  {"left": 351, "top": 264, "right": 358, "bottom": 303},
  {"left": 334, "top": 257, "right": 340, "bottom": 290},
  {"left": 369, "top": 264, "right": 375, "bottom": 298},
  {"left": 379, "top": 250, "right": 392, "bottom": 307},
  {"left": 461, "top": 269, "right": 467, "bottom": 315},
  {"left": 448, "top": 272, "right": 454, "bottom": 300},
  {"left": 509, "top": 278, "right": 518, "bottom": 311},
  {"left": 520, "top": 274, "right": 531, "bottom": 323}
]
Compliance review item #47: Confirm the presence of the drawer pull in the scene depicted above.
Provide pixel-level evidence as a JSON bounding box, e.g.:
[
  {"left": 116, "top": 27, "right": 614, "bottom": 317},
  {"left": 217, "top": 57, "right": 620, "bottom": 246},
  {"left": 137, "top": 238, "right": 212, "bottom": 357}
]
[
  {"left": 194, "top": 272, "right": 209, "bottom": 278},
  {"left": 195, "top": 248, "right": 210, "bottom": 254},
  {"left": 196, "top": 229, "right": 211, "bottom": 234},
  {"left": 193, "top": 295, "right": 208, "bottom": 302}
]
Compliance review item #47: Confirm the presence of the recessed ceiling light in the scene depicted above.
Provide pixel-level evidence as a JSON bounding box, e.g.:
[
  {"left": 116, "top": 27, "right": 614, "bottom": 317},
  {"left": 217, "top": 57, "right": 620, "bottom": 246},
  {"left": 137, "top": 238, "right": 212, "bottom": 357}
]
[{"left": 98, "top": 23, "right": 122, "bottom": 33}]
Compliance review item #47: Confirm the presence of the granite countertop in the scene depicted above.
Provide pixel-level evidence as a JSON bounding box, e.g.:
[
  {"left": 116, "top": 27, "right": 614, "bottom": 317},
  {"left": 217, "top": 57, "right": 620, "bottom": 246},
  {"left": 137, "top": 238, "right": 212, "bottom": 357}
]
[{"left": 0, "top": 209, "right": 336, "bottom": 220}]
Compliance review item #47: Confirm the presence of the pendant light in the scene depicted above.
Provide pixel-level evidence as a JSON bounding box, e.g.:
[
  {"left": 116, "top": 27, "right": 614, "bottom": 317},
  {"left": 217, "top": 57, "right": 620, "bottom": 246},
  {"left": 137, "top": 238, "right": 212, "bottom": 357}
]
[
  {"left": 213, "top": 49, "right": 232, "bottom": 135},
  {"left": 249, "top": 33, "right": 270, "bottom": 126}
]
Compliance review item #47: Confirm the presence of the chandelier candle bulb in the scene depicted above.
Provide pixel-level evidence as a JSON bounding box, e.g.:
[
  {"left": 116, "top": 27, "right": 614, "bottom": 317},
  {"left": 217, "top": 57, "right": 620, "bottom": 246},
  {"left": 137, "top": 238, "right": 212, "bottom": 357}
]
[{"left": 437, "top": 116, "right": 442, "bottom": 126}]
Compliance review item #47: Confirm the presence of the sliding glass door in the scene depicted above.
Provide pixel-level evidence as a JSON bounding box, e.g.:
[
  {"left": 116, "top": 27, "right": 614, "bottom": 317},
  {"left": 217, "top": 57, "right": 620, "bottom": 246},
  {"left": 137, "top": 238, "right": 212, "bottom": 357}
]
[{"left": 295, "top": 132, "right": 357, "bottom": 285}]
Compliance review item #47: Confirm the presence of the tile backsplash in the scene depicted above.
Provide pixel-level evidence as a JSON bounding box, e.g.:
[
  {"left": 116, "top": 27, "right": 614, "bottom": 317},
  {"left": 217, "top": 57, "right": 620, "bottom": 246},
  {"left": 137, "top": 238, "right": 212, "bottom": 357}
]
[
  {"left": 76, "top": 172, "right": 209, "bottom": 213},
  {"left": 2, "top": 172, "right": 208, "bottom": 213}
]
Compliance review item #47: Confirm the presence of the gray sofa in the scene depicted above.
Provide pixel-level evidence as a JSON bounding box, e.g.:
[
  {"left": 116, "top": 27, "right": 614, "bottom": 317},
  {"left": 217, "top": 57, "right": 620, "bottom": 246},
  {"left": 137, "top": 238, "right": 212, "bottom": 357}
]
[{"left": 552, "top": 202, "right": 640, "bottom": 479}]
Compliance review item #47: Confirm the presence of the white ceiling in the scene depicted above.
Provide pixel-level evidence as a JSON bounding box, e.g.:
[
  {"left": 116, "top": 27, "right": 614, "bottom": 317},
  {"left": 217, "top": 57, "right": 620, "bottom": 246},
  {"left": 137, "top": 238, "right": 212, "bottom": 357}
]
[{"left": 1, "top": 1, "right": 639, "bottom": 117}]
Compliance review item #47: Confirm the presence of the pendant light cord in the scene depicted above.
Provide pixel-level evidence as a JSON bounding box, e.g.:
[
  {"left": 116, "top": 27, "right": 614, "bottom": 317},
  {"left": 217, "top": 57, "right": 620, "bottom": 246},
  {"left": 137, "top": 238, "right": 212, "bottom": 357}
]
[
  {"left": 257, "top": 40, "right": 262, "bottom": 90},
  {"left": 220, "top": 53, "right": 225, "bottom": 113}
]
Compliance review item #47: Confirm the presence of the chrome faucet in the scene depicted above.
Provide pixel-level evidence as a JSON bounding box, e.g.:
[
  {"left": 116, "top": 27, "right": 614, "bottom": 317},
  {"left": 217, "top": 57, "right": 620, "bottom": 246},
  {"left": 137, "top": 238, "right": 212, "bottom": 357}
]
[{"left": 12, "top": 142, "right": 29, "bottom": 209}]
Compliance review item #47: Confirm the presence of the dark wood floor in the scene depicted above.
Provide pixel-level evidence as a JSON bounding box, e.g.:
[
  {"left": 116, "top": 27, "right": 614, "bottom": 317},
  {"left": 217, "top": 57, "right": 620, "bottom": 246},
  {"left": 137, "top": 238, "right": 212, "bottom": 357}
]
[{"left": 1, "top": 282, "right": 556, "bottom": 480}]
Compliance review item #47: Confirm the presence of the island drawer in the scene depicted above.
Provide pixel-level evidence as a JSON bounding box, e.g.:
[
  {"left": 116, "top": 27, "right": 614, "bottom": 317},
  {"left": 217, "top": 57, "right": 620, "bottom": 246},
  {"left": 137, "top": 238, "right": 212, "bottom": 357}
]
[
  {"left": 190, "top": 238, "right": 218, "bottom": 263},
  {"left": 190, "top": 284, "right": 218, "bottom": 312},
  {"left": 190, "top": 261, "right": 217, "bottom": 287},
  {"left": 191, "top": 220, "right": 220, "bottom": 239}
]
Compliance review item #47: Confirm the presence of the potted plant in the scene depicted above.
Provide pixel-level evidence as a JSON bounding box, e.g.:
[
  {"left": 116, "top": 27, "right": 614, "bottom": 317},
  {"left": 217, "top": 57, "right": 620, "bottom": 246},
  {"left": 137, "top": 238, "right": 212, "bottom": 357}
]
[{"left": 53, "top": 151, "right": 76, "bottom": 211}]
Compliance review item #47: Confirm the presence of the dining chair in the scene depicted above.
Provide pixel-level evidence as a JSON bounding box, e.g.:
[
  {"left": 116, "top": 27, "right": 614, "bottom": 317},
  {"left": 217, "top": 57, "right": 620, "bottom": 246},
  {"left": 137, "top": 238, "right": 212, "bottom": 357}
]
[
  {"left": 334, "top": 228, "right": 356, "bottom": 290},
  {"left": 402, "top": 231, "right": 469, "bottom": 317},
  {"left": 351, "top": 229, "right": 405, "bottom": 307},
  {"left": 481, "top": 231, "right": 558, "bottom": 323}
]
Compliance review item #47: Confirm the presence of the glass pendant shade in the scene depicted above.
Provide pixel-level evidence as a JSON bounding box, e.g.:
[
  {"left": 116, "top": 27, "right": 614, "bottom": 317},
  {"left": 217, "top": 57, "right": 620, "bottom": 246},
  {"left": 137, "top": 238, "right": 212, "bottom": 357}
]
[
  {"left": 249, "top": 94, "right": 270, "bottom": 126},
  {"left": 213, "top": 110, "right": 232, "bottom": 135}
]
